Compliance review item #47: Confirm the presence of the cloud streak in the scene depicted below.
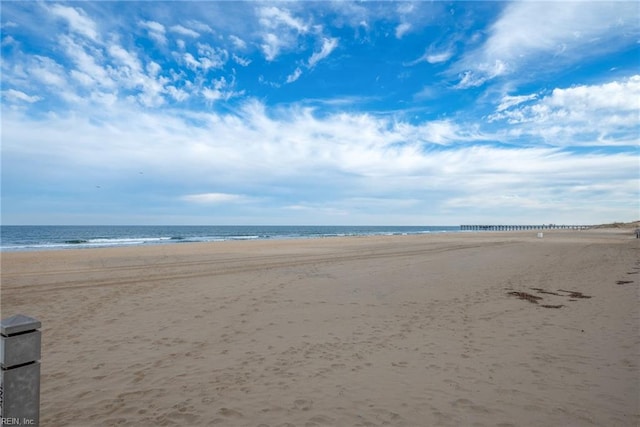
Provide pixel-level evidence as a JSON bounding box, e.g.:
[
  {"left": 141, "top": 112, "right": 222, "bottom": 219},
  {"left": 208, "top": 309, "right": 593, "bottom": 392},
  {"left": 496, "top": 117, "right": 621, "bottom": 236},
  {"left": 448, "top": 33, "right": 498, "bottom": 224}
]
[
  {"left": 3, "top": 90, "right": 636, "bottom": 224},
  {"left": 182, "top": 193, "right": 247, "bottom": 204},
  {"left": 454, "top": 2, "right": 639, "bottom": 87},
  {"left": 308, "top": 37, "right": 338, "bottom": 68},
  {"left": 49, "top": 4, "right": 99, "bottom": 41}
]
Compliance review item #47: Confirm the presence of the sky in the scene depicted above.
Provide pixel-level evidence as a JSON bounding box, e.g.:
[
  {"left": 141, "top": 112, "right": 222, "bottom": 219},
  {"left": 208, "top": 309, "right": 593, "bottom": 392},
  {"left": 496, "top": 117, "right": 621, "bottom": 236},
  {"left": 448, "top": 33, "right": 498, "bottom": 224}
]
[{"left": 1, "top": 1, "right": 639, "bottom": 226}]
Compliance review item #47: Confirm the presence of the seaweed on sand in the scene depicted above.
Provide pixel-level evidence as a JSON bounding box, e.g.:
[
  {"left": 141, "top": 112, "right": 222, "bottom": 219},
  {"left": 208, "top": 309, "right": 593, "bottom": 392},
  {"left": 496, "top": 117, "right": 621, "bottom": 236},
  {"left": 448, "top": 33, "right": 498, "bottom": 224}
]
[
  {"left": 507, "top": 291, "right": 543, "bottom": 304},
  {"left": 530, "top": 287, "right": 561, "bottom": 296},
  {"left": 557, "top": 289, "right": 592, "bottom": 299}
]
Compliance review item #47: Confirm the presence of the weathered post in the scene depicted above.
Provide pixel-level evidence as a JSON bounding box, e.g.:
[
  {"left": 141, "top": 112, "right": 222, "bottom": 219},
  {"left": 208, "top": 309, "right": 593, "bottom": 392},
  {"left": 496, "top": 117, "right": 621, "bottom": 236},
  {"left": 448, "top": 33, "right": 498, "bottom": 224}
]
[{"left": 0, "top": 314, "right": 41, "bottom": 426}]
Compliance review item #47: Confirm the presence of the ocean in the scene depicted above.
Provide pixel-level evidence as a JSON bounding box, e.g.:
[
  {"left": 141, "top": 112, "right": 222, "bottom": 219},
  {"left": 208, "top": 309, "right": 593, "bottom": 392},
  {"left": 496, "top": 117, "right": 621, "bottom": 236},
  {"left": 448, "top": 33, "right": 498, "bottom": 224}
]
[{"left": 0, "top": 225, "right": 461, "bottom": 252}]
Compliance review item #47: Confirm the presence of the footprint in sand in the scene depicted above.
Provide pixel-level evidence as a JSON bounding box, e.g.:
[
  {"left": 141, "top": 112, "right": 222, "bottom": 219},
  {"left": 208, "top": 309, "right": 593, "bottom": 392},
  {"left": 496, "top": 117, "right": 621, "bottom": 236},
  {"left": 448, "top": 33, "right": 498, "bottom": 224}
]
[
  {"left": 306, "top": 414, "right": 335, "bottom": 425},
  {"left": 451, "top": 398, "right": 473, "bottom": 407},
  {"left": 293, "top": 399, "right": 313, "bottom": 411},
  {"left": 218, "top": 407, "right": 243, "bottom": 418}
]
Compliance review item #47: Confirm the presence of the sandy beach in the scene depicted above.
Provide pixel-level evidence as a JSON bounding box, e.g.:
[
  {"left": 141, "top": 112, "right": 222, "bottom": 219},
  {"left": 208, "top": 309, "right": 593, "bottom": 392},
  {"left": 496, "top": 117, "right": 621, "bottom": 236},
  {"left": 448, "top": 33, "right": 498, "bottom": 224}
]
[{"left": 1, "top": 229, "right": 638, "bottom": 426}]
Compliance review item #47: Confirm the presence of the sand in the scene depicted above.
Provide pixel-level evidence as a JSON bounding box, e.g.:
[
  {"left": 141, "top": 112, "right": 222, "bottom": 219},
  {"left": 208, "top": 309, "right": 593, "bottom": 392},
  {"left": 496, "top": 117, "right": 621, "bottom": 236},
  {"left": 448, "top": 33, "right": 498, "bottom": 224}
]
[{"left": 1, "top": 229, "right": 638, "bottom": 426}]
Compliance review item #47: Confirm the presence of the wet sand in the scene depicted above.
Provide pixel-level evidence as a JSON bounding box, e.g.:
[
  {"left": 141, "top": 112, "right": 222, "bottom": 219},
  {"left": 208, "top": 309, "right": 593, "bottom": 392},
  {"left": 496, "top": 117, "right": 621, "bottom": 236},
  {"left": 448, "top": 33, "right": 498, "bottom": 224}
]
[{"left": 1, "top": 229, "right": 638, "bottom": 426}]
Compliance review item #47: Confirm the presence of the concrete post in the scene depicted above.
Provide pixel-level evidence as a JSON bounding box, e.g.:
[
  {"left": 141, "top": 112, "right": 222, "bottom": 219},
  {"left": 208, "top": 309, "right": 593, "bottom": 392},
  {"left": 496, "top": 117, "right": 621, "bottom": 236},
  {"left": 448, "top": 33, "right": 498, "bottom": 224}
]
[{"left": 0, "top": 314, "right": 41, "bottom": 426}]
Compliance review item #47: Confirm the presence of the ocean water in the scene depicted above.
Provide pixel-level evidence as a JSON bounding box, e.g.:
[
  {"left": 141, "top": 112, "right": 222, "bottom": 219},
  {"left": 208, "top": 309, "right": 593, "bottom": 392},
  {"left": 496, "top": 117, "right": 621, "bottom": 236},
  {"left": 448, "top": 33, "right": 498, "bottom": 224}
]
[{"left": 0, "top": 225, "right": 460, "bottom": 252}]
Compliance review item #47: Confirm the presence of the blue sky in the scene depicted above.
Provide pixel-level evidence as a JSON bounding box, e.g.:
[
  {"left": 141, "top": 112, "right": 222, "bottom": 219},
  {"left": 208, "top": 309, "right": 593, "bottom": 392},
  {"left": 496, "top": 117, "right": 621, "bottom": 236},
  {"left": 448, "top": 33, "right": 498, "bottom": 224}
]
[{"left": 1, "top": 1, "right": 638, "bottom": 225}]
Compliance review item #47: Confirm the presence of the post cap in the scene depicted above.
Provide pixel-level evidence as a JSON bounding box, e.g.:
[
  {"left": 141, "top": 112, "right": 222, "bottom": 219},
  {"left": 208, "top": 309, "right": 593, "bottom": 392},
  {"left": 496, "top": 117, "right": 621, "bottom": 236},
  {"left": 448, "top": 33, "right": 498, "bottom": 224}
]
[{"left": 1, "top": 314, "right": 41, "bottom": 336}]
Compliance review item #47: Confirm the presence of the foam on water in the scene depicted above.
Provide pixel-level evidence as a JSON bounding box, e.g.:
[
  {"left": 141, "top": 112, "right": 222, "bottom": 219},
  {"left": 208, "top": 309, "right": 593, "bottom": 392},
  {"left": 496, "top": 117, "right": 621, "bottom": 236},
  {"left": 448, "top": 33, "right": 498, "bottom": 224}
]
[{"left": 0, "top": 225, "right": 460, "bottom": 252}]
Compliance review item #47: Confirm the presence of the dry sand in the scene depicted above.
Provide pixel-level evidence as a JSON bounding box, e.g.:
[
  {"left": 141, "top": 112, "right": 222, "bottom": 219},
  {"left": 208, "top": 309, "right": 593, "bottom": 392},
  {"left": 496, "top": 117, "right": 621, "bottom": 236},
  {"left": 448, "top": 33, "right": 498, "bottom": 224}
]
[{"left": 1, "top": 229, "right": 638, "bottom": 426}]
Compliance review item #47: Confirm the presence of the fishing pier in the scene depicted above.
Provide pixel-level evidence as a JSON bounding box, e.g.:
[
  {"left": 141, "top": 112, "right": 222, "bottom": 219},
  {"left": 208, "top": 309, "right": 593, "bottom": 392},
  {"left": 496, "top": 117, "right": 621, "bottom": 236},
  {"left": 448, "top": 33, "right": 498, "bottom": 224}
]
[{"left": 460, "top": 224, "right": 591, "bottom": 231}]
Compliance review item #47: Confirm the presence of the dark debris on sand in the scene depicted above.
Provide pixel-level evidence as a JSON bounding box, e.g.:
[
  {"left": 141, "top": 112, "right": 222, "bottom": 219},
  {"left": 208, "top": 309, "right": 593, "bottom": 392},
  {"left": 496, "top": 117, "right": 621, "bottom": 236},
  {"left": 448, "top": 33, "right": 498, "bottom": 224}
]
[
  {"left": 557, "top": 289, "right": 592, "bottom": 299},
  {"left": 507, "top": 291, "right": 543, "bottom": 304},
  {"left": 530, "top": 287, "right": 561, "bottom": 296},
  {"left": 507, "top": 287, "right": 593, "bottom": 308}
]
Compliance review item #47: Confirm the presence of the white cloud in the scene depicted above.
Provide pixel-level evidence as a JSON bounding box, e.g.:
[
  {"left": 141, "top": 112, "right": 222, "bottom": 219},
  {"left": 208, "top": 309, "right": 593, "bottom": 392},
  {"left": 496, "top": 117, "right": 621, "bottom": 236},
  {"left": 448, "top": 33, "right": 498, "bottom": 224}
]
[
  {"left": 27, "top": 28, "right": 176, "bottom": 109},
  {"left": 202, "top": 77, "right": 242, "bottom": 102},
  {"left": 393, "top": 3, "right": 441, "bottom": 40},
  {"left": 257, "top": 6, "right": 309, "bottom": 61},
  {"left": 3, "top": 98, "right": 638, "bottom": 224},
  {"left": 2, "top": 89, "right": 41, "bottom": 103},
  {"left": 496, "top": 94, "right": 537, "bottom": 112},
  {"left": 1, "top": 2, "right": 637, "bottom": 224},
  {"left": 456, "top": 60, "right": 507, "bottom": 89},
  {"left": 140, "top": 20, "right": 165, "bottom": 34},
  {"left": 170, "top": 25, "right": 200, "bottom": 38},
  {"left": 286, "top": 67, "right": 302, "bottom": 83},
  {"left": 413, "top": 85, "right": 437, "bottom": 100},
  {"left": 546, "top": 76, "right": 640, "bottom": 112},
  {"left": 308, "top": 37, "right": 338, "bottom": 68},
  {"left": 182, "top": 193, "right": 246, "bottom": 204},
  {"left": 229, "top": 35, "right": 247, "bottom": 50},
  {"left": 283, "top": 36, "right": 339, "bottom": 83},
  {"left": 182, "top": 44, "right": 228, "bottom": 71},
  {"left": 185, "top": 20, "right": 212, "bottom": 34},
  {"left": 261, "top": 33, "right": 284, "bottom": 61},
  {"left": 490, "top": 75, "right": 640, "bottom": 146},
  {"left": 395, "top": 23, "right": 411, "bottom": 39},
  {"left": 284, "top": 203, "right": 349, "bottom": 217},
  {"left": 139, "top": 20, "right": 167, "bottom": 45},
  {"left": 414, "top": 120, "right": 471, "bottom": 145},
  {"left": 59, "top": 36, "right": 114, "bottom": 89},
  {"left": 166, "top": 86, "right": 189, "bottom": 102},
  {"left": 2, "top": 35, "right": 17, "bottom": 47},
  {"left": 27, "top": 55, "right": 68, "bottom": 89},
  {"left": 147, "top": 61, "right": 161, "bottom": 77},
  {"left": 108, "top": 44, "right": 143, "bottom": 75},
  {"left": 406, "top": 48, "right": 454, "bottom": 67},
  {"left": 455, "top": 2, "right": 639, "bottom": 87},
  {"left": 183, "top": 53, "right": 200, "bottom": 69},
  {"left": 196, "top": 43, "right": 229, "bottom": 69},
  {"left": 425, "top": 50, "right": 453, "bottom": 64},
  {"left": 202, "top": 87, "right": 223, "bottom": 101},
  {"left": 49, "top": 4, "right": 99, "bottom": 41},
  {"left": 487, "top": 2, "right": 635, "bottom": 58},
  {"left": 258, "top": 6, "right": 308, "bottom": 34},
  {"left": 232, "top": 54, "right": 251, "bottom": 67},
  {"left": 1, "top": 21, "right": 18, "bottom": 29}
]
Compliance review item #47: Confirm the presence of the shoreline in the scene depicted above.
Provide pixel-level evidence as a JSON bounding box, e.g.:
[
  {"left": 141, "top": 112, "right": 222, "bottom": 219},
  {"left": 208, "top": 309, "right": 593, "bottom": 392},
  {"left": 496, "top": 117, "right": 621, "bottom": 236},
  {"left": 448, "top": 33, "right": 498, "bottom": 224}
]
[
  {"left": 1, "top": 229, "right": 638, "bottom": 426},
  {"left": 0, "top": 225, "right": 460, "bottom": 253},
  {"left": 1, "top": 225, "right": 636, "bottom": 255}
]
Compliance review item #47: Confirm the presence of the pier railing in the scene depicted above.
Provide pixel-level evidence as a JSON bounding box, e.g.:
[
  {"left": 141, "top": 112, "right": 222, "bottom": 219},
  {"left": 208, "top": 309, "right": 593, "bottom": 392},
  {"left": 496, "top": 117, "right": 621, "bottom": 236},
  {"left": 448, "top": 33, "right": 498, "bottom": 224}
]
[{"left": 460, "top": 224, "right": 591, "bottom": 231}]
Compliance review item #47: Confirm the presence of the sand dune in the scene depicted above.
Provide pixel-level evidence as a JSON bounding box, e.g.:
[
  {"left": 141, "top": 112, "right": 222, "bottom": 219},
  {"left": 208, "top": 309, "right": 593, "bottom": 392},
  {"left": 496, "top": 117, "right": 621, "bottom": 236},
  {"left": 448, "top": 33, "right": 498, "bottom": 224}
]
[{"left": 1, "top": 230, "right": 638, "bottom": 426}]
